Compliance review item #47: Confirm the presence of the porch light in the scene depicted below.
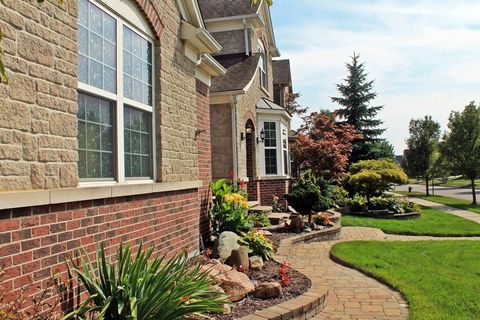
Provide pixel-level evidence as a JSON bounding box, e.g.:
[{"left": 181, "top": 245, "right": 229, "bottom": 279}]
[
  {"left": 257, "top": 128, "right": 266, "bottom": 144},
  {"left": 241, "top": 127, "right": 254, "bottom": 141}
]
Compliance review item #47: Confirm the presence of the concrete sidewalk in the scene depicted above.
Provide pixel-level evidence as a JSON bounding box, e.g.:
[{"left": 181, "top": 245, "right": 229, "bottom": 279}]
[{"left": 408, "top": 197, "right": 480, "bottom": 224}]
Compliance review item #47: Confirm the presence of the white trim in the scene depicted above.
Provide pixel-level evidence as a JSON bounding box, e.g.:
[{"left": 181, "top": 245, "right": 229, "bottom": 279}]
[{"left": 78, "top": 0, "right": 155, "bottom": 184}]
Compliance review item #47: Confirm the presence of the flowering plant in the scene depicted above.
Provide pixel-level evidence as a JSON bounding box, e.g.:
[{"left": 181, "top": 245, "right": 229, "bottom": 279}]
[{"left": 279, "top": 261, "right": 291, "bottom": 287}]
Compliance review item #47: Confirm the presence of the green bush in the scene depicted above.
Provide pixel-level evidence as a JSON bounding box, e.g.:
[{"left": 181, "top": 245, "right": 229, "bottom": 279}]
[
  {"left": 330, "top": 185, "right": 349, "bottom": 206},
  {"left": 210, "top": 179, "right": 253, "bottom": 235},
  {"left": 63, "top": 243, "right": 227, "bottom": 320},
  {"left": 285, "top": 171, "right": 333, "bottom": 222},
  {"left": 249, "top": 213, "right": 271, "bottom": 228},
  {"left": 345, "top": 194, "right": 367, "bottom": 212},
  {"left": 238, "top": 231, "right": 274, "bottom": 261}
]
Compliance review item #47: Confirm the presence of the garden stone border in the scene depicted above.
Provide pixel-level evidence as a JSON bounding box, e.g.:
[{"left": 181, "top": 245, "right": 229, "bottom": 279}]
[
  {"left": 343, "top": 211, "right": 421, "bottom": 220},
  {"left": 238, "top": 221, "right": 343, "bottom": 320}
]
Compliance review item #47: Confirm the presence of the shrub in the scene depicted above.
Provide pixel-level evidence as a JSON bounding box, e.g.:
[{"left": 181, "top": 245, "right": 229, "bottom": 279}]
[
  {"left": 210, "top": 179, "right": 253, "bottom": 235},
  {"left": 238, "top": 231, "right": 274, "bottom": 261},
  {"left": 345, "top": 194, "right": 367, "bottom": 212},
  {"left": 285, "top": 171, "right": 332, "bottom": 222},
  {"left": 330, "top": 185, "right": 349, "bottom": 206},
  {"left": 249, "top": 213, "right": 271, "bottom": 228},
  {"left": 63, "top": 243, "right": 227, "bottom": 320},
  {"left": 344, "top": 160, "right": 408, "bottom": 205},
  {"left": 314, "top": 212, "right": 331, "bottom": 226}
]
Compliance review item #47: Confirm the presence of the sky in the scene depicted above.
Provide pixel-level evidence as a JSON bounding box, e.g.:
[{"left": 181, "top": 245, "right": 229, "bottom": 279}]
[{"left": 269, "top": 0, "right": 480, "bottom": 154}]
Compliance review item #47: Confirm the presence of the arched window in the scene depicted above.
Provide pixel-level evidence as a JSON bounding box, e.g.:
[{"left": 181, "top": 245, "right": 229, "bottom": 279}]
[
  {"left": 258, "top": 41, "right": 268, "bottom": 90},
  {"left": 77, "top": 0, "right": 155, "bottom": 183}
]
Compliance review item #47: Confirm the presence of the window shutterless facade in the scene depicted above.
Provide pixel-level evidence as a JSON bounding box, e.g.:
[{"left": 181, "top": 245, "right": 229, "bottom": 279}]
[
  {"left": 258, "top": 43, "right": 268, "bottom": 90},
  {"left": 77, "top": 0, "right": 154, "bottom": 183},
  {"left": 259, "top": 120, "right": 290, "bottom": 177}
]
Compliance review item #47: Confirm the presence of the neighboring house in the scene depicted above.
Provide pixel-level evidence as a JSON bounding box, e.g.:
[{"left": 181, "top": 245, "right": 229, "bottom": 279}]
[
  {"left": 272, "top": 59, "right": 293, "bottom": 109},
  {"left": 0, "top": 0, "right": 225, "bottom": 298},
  {"left": 198, "top": 0, "right": 293, "bottom": 206}
]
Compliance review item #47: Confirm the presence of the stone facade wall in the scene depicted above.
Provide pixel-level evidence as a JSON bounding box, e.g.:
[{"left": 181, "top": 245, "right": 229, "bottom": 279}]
[
  {"left": 196, "top": 80, "right": 211, "bottom": 238},
  {"left": 210, "top": 103, "right": 233, "bottom": 180},
  {"left": 0, "top": 189, "right": 200, "bottom": 305},
  {"left": 211, "top": 30, "right": 246, "bottom": 56},
  {"left": 0, "top": 0, "right": 79, "bottom": 191},
  {"left": 0, "top": 0, "right": 200, "bottom": 192}
]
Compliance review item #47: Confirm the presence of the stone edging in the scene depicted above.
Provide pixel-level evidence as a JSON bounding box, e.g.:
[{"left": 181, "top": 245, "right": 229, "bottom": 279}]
[
  {"left": 343, "top": 211, "right": 421, "bottom": 220},
  {"left": 238, "top": 223, "right": 343, "bottom": 320}
]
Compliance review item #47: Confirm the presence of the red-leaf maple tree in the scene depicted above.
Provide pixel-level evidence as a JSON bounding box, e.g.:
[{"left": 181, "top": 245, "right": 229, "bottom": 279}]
[{"left": 292, "top": 111, "right": 355, "bottom": 179}]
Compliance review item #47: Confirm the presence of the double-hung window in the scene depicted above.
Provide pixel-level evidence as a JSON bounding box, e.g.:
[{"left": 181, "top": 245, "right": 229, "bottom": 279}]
[
  {"left": 77, "top": 0, "right": 154, "bottom": 183},
  {"left": 258, "top": 44, "right": 268, "bottom": 90},
  {"left": 263, "top": 121, "right": 278, "bottom": 175}
]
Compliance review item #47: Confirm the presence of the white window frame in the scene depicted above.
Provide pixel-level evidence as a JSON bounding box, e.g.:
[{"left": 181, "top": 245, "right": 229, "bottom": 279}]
[
  {"left": 259, "top": 119, "right": 290, "bottom": 178},
  {"left": 78, "top": 0, "right": 156, "bottom": 186},
  {"left": 258, "top": 41, "right": 268, "bottom": 90}
]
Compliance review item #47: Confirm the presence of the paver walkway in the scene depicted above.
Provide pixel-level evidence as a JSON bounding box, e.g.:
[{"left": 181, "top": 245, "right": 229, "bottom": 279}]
[
  {"left": 407, "top": 197, "right": 480, "bottom": 224},
  {"left": 284, "top": 227, "right": 480, "bottom": 320}
]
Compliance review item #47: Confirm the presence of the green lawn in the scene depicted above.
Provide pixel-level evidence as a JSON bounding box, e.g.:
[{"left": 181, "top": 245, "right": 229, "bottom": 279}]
[
  {"left": 342, "top": 206, "right": 480, "bottom": 236},
  {"left": 397, "top": 191, "right": 480, "bottom": 214},
  {"left": 331, "top": 241, "right": 480, "bottom": 320}
]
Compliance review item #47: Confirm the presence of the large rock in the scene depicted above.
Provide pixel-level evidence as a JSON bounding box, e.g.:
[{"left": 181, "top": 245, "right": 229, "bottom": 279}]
[
  {"left": 225, "top": 246, "right": 249, "bottom": 269},
  {"left": 254, "top": 282, "right": 283, "bottom": 299},
  {"left": 290, "top": 215, "right": 305, "bottom": 233},
  {"left": 210, "top": 285, "right": 231, "bottom": 314},
  {"left": 249, "top": 256, "right": 264, "bottom": 270},
  {"left": 201, "top": 262, "right": 255, "bottom": 302},
  {"left": 212, "top": 231, "right": 240, "bottom": 260}
]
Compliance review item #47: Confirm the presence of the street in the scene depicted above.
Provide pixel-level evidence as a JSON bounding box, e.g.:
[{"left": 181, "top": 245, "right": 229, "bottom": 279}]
[{"left": 395, "top": 184, "right": 479, "bottom": 202}]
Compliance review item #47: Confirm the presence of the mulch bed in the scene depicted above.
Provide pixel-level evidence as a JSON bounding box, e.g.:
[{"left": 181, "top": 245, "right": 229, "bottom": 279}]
[{"left": 209, "top": 231, "right": 311, "bottom": 320}]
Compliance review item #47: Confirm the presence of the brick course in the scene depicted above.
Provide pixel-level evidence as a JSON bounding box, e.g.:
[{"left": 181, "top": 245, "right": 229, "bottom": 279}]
[{"left": 0, "top": 189, "right": 200, "bottom": 300}]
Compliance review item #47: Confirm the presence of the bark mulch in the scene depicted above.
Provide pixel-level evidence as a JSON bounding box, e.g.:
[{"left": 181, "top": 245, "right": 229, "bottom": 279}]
[{"left": 209, "top": 231, "right": 311, "bottom": 320}]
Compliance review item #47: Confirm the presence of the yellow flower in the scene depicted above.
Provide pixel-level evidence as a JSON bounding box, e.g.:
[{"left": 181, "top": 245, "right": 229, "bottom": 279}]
[{"left": 224, "top": 193, "right": 248, "bottom": 208}]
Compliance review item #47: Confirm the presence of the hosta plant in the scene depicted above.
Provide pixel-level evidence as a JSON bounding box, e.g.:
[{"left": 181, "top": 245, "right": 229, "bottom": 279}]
[
  {"left": 62, "top": 243, "right": 227, "bottom": 320},
  {"left": 238, "top": 231, "right": 274, "bottom": 261}
]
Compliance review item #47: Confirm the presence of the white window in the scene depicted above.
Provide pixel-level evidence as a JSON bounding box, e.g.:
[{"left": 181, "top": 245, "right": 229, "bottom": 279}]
[
  {"left": 260, "top": 120, "right": 290, "bottom": 177},
  {"left": 258, "top": 43, "right": 268, "bottom": 90},
  {"left": 77, "top": 0, "right": 154, "bottom": 182}
]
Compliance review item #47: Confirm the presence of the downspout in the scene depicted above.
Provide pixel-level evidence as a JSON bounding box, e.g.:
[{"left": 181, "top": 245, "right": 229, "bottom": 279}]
[
  {"left": 243, "top": 18, "right": 250, "bottom": 56},
  {"left": 230, "top": 96, "right": 239, "bottom": 181}
]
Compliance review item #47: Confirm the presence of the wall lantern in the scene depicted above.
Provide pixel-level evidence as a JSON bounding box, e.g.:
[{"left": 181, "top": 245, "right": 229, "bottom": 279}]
[
  {"left": 257, "top": 128, "right": 266, "bottom": 144},
  {"left": 241, "top": 126, "right": 253, "bottom": 141}
]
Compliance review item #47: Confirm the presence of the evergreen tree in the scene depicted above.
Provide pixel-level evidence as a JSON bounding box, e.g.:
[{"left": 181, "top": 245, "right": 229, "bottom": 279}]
[{"left": 331, "top": 53, "right": 385, "bottom": 163}]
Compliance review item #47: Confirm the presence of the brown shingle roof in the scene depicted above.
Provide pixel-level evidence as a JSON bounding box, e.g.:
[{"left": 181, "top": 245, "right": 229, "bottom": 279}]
[
  {"left": 198, "top": 0, "right": 259, "bottom": 19},
  {"left": 273, "top": 59, "right": 291, "bottom": 85},
  {"left": 211, "top": 54, "right": 260, "bottom": 93}
]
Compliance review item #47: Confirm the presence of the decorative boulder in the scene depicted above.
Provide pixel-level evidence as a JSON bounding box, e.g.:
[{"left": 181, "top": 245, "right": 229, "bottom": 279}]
[
  {"left": 210, "top": 286, "right": 231, "bottom": 314},
  {"left": 290, "top": 215, "right": 305, "bottom": 233},
  {"left": 225, "top": 246, "right": 249, "bottom": 270},
  {"left": 254, "top": 282, "right": 283, "bottom": 299},
  {"left": 249, "top": 256, "right": 264, "bottom": 270},
  {"left": 201, "top": 262, "right": 255, "bottom": 302},
  {"left": 212, "top": 231, "right": 240, "bottom": 260}
]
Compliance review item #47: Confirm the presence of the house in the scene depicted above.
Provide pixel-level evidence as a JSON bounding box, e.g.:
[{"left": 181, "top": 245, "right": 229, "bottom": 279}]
[
  {"left": 198, "top": 0, "right": 294, "bottom": 206},
  {"left": 0, "top": 0, "right": 226, "bottom": 298}
]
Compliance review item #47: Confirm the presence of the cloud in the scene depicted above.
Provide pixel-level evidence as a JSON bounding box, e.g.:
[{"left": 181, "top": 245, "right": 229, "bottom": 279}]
[{"left": 271, "top": 0, "right": 480, "bottom": 153}]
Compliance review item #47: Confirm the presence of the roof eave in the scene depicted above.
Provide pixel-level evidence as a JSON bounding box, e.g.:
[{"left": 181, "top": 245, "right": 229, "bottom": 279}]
[{"left": 181, "top": 21, "right": 222, "bottom": 53}]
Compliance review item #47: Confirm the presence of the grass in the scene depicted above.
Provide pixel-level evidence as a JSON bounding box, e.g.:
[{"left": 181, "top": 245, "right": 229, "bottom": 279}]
[
  {"left": 331, "top": 241, "right": 480, "bottom": 320},
  {"left": 397, "top": 191, "right": 480, "bottom": 215},
  {"left": 341, "top": 206, "right": 480, "bottom": 236}
]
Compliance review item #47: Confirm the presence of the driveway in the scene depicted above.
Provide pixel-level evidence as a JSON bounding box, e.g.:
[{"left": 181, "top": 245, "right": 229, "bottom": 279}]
[{"left": 395, "top": 184, "right": 478, "bottom": 202}]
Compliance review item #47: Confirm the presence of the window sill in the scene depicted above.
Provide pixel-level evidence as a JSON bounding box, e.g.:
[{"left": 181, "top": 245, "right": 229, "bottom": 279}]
[
  {"left": 0, "top": 180, "right": 202, "bottom": 210},
  {"left": 256, "top": 175, "right": 290, "bottom": 181}
]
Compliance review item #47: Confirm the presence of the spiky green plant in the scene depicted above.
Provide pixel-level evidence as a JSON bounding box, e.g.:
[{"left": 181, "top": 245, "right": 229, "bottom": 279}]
[{"left": 62, "top": 243, "right": 227, "bottom": 320}]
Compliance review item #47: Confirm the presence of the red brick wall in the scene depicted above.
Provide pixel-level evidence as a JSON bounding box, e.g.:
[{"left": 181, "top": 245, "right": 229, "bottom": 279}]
[
  {"left": 258, "top": 179, "right": 290, "bottom": 206},
  {"left": 0, "top": 189, "right": 199, "bottom": 303},
  {"left": 196, "top": 80, "right": 211, "bottom": 239}
]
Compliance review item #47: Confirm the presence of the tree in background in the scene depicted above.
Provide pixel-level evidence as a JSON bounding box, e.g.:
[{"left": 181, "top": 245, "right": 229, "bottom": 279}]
[
  {"left": 371, "top": 140, "right": 395, "bottom": 160},
  {"left": 331, "top": 53, "right": 385, "bottom": 163},
  {"left": 403, "top": 116, "right": 441, "bottom": 196},
  {"left": 285, "top": 92, "right": 308, "bottom": 118},
  {"left": 291, "top": 110, "right": 355, "bottom": 180},
  {"left": 440, "top": 102, "right": 480, "bottom": 204},
  {"left": 344, "top": 159, "right": 408, "bottom": 206}
]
